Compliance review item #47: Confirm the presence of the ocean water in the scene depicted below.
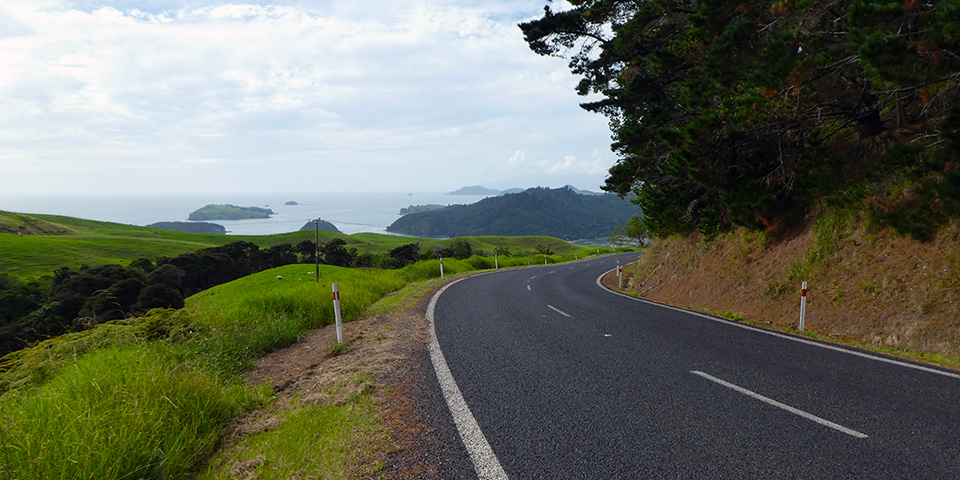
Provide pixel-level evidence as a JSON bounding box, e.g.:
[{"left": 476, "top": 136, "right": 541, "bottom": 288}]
[{"left": 0, "top": 192, "right": 491, "bottom": 236}]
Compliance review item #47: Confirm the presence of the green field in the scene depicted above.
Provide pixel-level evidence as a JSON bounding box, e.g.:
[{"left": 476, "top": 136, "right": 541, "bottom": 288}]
[
  {"left": 0, "top": 211, "right": 585, "bottom": 279},
  {"left": 0, "top": 210, "right": 629, "bottom": 478}
]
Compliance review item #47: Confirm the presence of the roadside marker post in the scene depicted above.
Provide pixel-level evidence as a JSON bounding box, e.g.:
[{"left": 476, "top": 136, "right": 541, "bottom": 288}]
[
  {"left": 314, "top": 220, "right": 320, "bottom": 283},
  {"left": 799, "top": 281, "right": 808, "bottom": 332},
  {"left": 544, "top": 255, "right": 547, "bottom": 266},
  {"left": 332, "top": 283, "right": 344, "bottom": 344},
  {"left": 495, "top": 254, "right": 499, "bottom": 270},
  {"left": 617, "top": 261, "right": 623, "bottom": 289},
  {"left": 440, "top": 257, "right": 444, "bottom": 279}
]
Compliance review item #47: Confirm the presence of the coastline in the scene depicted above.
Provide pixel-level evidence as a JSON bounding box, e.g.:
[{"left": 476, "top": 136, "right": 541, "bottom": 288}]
[{"left": 0, "top": 192, "right": 491, "bottom": 236}]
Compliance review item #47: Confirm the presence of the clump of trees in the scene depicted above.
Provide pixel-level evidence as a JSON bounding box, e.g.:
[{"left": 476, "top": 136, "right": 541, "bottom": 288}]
[
  {"left": 522, "top": 0, "right": 960, "bottom": 240},
  {"left": 608, "top": 214, "right": 648, "bottom": 247},
  {"left": 0, "top": 238, "right": 488, "bottom": 357},
  {"left": 0, "top": 241, "right": 305, "bottom": 357}
]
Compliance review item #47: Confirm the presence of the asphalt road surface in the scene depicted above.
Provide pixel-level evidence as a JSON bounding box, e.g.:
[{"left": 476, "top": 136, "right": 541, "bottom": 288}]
[{"left": 427, "top": 252, "right": 960, "bottom": 479}]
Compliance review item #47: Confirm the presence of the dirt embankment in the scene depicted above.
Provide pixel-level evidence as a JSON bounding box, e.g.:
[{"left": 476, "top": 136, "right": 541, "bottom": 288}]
[{"left": 622, "top": 217, "right": 960, "bottom": 363}]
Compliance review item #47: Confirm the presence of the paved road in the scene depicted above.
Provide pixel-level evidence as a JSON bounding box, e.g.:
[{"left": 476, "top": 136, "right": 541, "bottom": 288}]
[{"left": 429, "top": 253, "right": 960, "bottom": 479}]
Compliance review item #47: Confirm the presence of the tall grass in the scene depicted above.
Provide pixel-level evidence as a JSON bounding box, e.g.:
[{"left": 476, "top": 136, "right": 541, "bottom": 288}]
[
  {"left": 0, "top": 263, "right": 423, "bottom": 478},
  {"left": 0, "top": 344, "right": 264, "bottom": 479},
  {"left": 185, "top": 265, "right": 410, "bottom": 373},
  {"left": 0, "top": 247, "right": 623, "bottom": 478}
]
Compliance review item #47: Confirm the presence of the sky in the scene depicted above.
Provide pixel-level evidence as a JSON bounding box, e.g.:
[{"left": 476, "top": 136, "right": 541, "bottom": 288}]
[{"left": 0, "top": 0, "right": 617, "bottom": 195}]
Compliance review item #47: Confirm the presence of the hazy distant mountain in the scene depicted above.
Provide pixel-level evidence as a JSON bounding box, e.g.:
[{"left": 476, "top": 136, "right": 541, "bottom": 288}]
[
  {"left": 446, "top": 185, "right": 501, "bottom": 195},
  {"left": 387, "top": 186, "right": 640, "bottom": 240}
]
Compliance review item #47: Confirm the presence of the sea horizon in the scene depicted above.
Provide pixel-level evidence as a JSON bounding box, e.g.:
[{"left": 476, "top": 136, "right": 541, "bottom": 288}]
[{"left": 0, "top": 191, "right": 493, "bottom": 236}]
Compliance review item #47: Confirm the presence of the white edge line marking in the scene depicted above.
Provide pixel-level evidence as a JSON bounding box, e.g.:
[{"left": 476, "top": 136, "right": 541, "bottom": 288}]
[
  {"left": 595, "top": 268, "right": 960, "bottom": 380},
  {"left": 692, "top": 370, "right": 868, "bottom": 439},
  {"left": 547, "top": 305, "right": 571, "bottom": 317},
  {"left": 527, "top": 285, "right": 531, "bottom": 291},
  {"left": 427, "top": 278, "right": 509, "bottom": 480}
]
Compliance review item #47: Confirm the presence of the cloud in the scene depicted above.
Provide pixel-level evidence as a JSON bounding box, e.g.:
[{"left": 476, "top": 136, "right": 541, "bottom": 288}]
[{"left": 0, "top": 0, "right": 615, "bottom": 194}]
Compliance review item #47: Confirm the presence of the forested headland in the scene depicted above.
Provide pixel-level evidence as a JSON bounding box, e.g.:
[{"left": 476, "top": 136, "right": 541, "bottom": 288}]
[{"left": 387, "top": 186, "right": 641, "bottom": 240}]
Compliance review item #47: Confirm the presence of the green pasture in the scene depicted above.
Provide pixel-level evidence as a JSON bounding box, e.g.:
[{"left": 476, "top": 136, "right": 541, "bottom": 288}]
[
  {"left": 1, "top": 211, "right": 591, "bottom": 279},
  {"left": 0, "top": 236, "right": 625, "bottom": 478},
  {"left": 0, "top": 209, "right": 630, "bottom": 478}
]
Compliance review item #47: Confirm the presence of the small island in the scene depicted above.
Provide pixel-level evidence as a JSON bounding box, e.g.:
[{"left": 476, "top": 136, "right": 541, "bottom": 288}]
[
  {"left": 188, "top": 204, "right": 274, "bottom": 221},
  {"left": 299, "top": 219, "right": 341, "bottom": 233},
  {"left": 284, "top": 201, "right": 298, "bottom": 206},
  {"left": 147, "top": 221, "right": 226, "bottom": 234}
]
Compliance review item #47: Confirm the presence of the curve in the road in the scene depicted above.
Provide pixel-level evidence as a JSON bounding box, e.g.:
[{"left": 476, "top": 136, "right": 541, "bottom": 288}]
[
  {"left": 597, "top": 268, "right": 960, "bottom": 382},
  {"left": 428, "top": 254, "right": 960, "bottom": 478},
  {"left": 427, "top": 274, "right": 509, "bottom": 480}
]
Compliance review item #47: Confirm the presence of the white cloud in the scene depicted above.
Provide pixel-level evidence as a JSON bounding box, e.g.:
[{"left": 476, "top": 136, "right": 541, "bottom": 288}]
[{"left": 0, "top": 0, "right": 615, "bottom": 195}]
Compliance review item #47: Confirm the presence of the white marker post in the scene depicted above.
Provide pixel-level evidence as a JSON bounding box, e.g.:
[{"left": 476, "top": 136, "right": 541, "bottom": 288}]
[
  {"left": 440, "top": 257, "right": 444, "bottom": 279},
  {"left": 617, "top": 261, "right": 623, "bottom": 289},
  {"left": 544, "top": 255, "right": 547, "bottom": 266},
  {"left": 495, "top": 254, "right": 499, "bottom": 270},
  {"left": 332, "top": 283, "right": 344, "bottom": 344},
  {"left": 314, "top": 220, "right": 320, "bottom": 283},
  {"left": 799, "top": 281, "right": 808, "bottom": 332}
]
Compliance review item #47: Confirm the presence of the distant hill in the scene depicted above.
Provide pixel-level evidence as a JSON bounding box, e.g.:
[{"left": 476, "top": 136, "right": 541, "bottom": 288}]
[
  {"left": 188, "top": 204, "right": 274, "bottom": 221},
  {"left": 387, "top": 186, "right": 640, "bottom": 240},
  {"left": 298, "top": 219, "right": 341, "bottom": 233},
  {"left": 446, "top": 185, "right": 501, "bottom": 195},
  {"left": 147, "top": 221, "right": 226, "bottom": 234}
]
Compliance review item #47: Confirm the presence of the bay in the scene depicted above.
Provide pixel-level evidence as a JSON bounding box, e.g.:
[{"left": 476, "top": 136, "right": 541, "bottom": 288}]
[{"left": 0, "top": 192, "right": 492, "bottom": 236}]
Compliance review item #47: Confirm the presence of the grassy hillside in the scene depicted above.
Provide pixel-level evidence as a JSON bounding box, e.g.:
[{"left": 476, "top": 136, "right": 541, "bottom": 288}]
[
  {"left": 0, "top": 263, "right": 416, "bottom": 477},
  {"left": 0, "top": 234, "right": 625, "bottom": 478},
  {"left": 0, "top": 212, "right": 586, "bottom": 277},
  {"left": 0, "top": 211, "right": 586, "bottom": 279}
]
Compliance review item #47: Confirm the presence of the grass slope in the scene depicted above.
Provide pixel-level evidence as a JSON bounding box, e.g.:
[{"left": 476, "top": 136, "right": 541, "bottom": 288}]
[
  {"left": 0, "top": 242, "right": 628, "bottom": 478},
  {"left": 1, "top": 211, "right": 586, "bottom": 279}
]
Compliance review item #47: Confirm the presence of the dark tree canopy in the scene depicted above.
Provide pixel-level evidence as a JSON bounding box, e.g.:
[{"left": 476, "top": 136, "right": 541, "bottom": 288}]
[
  {"left": 320, "top": 238, "right": 357, "bottom": 268},
  {"left": 522, "top": 0, "right": 960, "bottom": 238}
]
